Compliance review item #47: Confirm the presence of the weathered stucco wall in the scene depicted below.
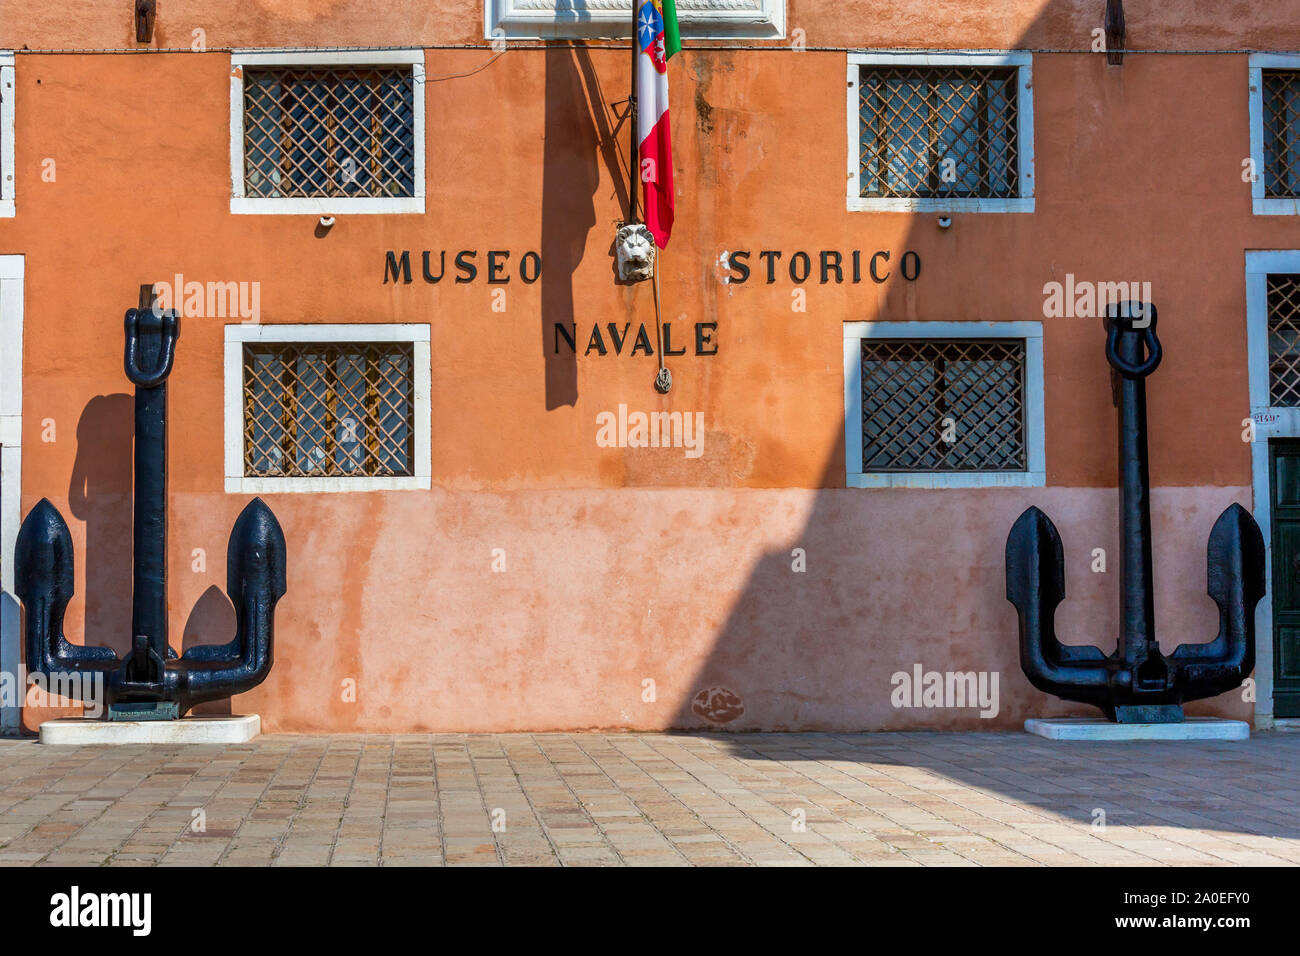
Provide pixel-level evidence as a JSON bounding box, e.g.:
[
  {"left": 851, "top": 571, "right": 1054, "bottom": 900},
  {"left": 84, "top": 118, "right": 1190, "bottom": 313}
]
[
  {"left": 2, "top": 1, "right": 1292, "bottom": 730},
  {"left": 1, "top": 0, "right": 1297, "bottom": 52}
]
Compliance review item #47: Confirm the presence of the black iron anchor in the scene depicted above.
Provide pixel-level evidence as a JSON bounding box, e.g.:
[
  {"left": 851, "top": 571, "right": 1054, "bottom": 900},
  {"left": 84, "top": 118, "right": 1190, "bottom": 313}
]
[
  {"left": 15, "top": 307, "right": 286, "bottom": 719},
  {"left": 1005, "top": 303, "right": 1265, "bottom": 722}
]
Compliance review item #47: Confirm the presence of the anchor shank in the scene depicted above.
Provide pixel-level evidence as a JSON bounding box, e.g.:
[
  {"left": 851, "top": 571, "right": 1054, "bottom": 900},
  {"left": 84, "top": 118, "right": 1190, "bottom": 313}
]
[
  {"left": 129, "top": 317, "right": 170, "bottom": 667},
  {"left": 1116, "top": 360, "right": 1156, "bottom": 662}
]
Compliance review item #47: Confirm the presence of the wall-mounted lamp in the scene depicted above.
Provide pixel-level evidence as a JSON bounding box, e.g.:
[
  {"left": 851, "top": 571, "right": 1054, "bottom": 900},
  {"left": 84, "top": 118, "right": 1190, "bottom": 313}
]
[
  {"left": 1105, "top": 0, "right": 1125, "bottom": 66},
  {"left": 937, "top": 216, "right": 953, "bottom": 230},
  {"left": 135, "top": 0, "right": 156, "bottom": 44}
]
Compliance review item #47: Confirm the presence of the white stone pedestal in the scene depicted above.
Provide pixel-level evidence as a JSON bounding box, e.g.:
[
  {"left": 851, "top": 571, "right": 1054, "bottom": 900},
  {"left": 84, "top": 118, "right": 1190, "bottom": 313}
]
[
  {"left": 39, "top": 715, "right": 260, "bottom": 745},
  {"left": 1025, "top": 717, "right": 1249, "bottom": 741}
]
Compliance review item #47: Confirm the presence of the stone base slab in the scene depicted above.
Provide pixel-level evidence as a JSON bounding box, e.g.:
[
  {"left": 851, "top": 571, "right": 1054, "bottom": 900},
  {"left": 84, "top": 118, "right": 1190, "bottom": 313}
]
[
  {"left": 39, "top": 715, "right": 260, "bottom": 745},
  {"left": 1025, "top": 717, "right": 1249, "bottom": 741}
]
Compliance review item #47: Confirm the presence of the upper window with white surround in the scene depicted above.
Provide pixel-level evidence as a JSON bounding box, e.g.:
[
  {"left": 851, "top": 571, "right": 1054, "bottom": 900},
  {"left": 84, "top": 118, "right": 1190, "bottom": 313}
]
[
  {"left": 230, "top": 50, "right": 425, "bottom": 215},
  {"left": 1249, "top": 54, "right": 1300, "bottom": 214},
  {"left": 847, "top": 53, "right": 1034, "bottom": 213},
  {"left": 486, "top": 0, "right": 784, "bottom": 40},
  {"left": 224, "top": 324, "right": 431, "bottom": 493},
  {"left": 843, "top": 322, "right": 1045, "bottom": 488},
  {"left": 0, "top": 53, "right": 14, "bottom": 218}
]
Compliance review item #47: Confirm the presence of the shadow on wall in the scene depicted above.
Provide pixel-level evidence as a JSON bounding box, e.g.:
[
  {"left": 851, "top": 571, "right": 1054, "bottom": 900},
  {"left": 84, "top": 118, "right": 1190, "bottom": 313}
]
[
  {"left": 183, "top": 585, "right": 236, "bottom": 716},
  {"left": 67, "top": 393, "right": 134, "bottom": 659},
  {"left": 541, "top": 42, "right": 635, "bottom": 409},
  {"left": 666, "top": 20, "right": 1253, "bottom": 737}
]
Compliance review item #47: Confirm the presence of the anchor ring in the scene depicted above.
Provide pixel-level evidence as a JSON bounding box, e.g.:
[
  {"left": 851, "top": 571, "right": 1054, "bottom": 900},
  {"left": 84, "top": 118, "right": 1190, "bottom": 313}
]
[
  {"left": 1105, "top": 309, "right": 1162, "bottom": 380},
  {"left": 123, "top": 307, "right": 180, "bottom": 387}
]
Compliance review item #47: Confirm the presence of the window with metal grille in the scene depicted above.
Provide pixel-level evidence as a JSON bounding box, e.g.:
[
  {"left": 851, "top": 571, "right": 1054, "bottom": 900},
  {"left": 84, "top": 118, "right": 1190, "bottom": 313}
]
[
  {"left": 860, "top": 339, "right": 1027, "bottom": 472},
  {"left": 241, "top": 66, "right": 416, "bottom": 199},
  {"left": 858, "top": 65, "right": 1020, "bottom": 200},
  {"left": 1263, "top": 71, "right": 1300, "bottom": 199},
  {"left": 242, "top": 342, "right": 415, "bottom": 478},
  {"left": 1267, "top": 274, "right": 1300, "bottom": 405}
]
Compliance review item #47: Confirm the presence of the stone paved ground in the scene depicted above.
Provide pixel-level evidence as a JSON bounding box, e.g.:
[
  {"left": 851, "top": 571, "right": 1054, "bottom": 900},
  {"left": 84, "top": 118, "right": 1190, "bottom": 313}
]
[{"left": 0, "top": 731, "right": 1298, "bottom": 866}]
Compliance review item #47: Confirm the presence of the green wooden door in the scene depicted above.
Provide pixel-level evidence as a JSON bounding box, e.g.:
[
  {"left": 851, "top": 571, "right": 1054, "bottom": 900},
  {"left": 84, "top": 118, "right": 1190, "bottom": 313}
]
[{"left": 1271, "top": 440, "right": 1300, "bottom": 717}]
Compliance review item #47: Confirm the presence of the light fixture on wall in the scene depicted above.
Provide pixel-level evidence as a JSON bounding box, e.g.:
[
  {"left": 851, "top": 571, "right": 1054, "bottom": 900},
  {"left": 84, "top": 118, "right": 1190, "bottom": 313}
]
[
  {"left": 1105, "top": 0, "right": 1125, "bottom": 66},
  {"left": 135, "top": 0, "right": 156, "bottom": 44}
]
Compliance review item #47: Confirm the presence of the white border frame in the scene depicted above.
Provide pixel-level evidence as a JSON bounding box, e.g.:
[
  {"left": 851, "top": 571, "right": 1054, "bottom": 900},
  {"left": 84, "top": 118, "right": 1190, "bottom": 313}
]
[
  {"left": 0, "top": 255, "right": 23, "bottom": 732},
  {"left": 224, "top": 323, "right": 432, "bottom": 493},
  {"left": 484, "top": 0, "right": 785, "bottom": 40},
  {"left": 844, "top": 320, "right": 1046, "bottom": 488},
  {"left": 846, "top": 51, "right": 1035, "bottom": 214},
  {"left": 229, "top": 49, "right": 426, "bottom": 216},
  {"left": 1248, "top": 54, "right": 1300, "bottom": 216},
  {"left": 0, "top": 53, "right": 15, "bottom": 218},
  {"left": 1243, "top": 250, "right": 1300, "bottom": 726}
]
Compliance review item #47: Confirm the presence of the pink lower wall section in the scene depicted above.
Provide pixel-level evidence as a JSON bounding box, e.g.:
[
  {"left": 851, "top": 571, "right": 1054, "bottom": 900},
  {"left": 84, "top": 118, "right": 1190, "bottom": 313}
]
[{"left": 20, "top": 484, "right": 1257, "bottom": 732}]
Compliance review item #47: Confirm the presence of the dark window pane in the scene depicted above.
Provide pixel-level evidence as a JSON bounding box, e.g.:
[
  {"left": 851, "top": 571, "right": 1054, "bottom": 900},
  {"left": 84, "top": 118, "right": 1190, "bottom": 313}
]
[
  {"left": 242, "top": 342, "right": 415, "bottom": 477},
  {"left": 861, "top": 339, "right": 1027, "bottom": 471}
]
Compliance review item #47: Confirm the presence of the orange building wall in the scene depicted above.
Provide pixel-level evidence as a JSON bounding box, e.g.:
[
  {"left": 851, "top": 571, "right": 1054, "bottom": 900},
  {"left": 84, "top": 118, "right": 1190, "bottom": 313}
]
[{"left": 0, "top": 1, "right": 1290, "bottom": 730}]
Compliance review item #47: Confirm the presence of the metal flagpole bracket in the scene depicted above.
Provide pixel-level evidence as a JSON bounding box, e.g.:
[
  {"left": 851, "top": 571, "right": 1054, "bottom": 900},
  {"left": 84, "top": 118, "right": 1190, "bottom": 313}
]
[{"left": 652, "top": 254, "right": 671, "bottom": 393}]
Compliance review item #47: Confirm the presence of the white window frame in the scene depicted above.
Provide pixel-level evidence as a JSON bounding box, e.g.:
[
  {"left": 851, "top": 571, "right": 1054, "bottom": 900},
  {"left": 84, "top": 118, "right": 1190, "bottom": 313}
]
[
  {"left": 0, "top": 256, "right": 23, "bottom": 732},
  {"left": 1248, "top": 53, "right": 1300, "bottom": 215},
  {"left": 0, "top": 53, "right": 15, "bottom": 218},
  {"left": 485, "top": 0, "right": 785, "bottom": 40},
  {"left": 229, "top": 49, "right": 426, "bottom": 216},
  {"left": 846, "top": 51, "right": 1035, "bottom": 214},
  {"left": 1243, "top": 250, "right": 1300, "bottom": 727},
  {"left": 224, "top": 323, "right": 431, "bottom": 493},
  {"left": 844, "top": 320, "right": 1045, "bottom": 488}
]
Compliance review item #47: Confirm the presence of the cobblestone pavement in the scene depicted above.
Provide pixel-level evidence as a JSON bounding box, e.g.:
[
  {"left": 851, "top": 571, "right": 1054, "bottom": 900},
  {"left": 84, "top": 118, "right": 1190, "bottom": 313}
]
[{"left": 0, "top": 731, "right": 1298, "bottom": 866}]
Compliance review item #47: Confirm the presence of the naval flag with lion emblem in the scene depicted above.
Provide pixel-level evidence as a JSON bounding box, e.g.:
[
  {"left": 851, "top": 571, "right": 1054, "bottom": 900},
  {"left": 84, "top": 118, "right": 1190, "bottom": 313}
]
[{"left": 636, "top": 0, "right": 679, "bottom": 248}]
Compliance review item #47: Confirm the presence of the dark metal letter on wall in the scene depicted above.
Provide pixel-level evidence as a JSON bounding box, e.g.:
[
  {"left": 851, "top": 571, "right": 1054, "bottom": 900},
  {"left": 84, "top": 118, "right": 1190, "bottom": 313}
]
[
  {"left": 1005, "top": 303, "right": 1265, "bottom": 722},
  {"left": 15, "top": 307, "right": 287, "bottom": 719}
]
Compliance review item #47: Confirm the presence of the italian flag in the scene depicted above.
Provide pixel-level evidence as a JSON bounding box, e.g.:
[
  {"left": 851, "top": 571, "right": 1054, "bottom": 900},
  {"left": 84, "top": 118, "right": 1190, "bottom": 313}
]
[{"left": 637, "top": 0, "right": 679, "bottom": 248}]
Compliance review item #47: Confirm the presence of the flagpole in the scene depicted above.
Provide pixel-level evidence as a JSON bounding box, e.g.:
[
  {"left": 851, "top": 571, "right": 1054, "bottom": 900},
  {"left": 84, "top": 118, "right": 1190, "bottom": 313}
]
[{"left": 629, "top": 0, "right": 639, "bottom": 223}]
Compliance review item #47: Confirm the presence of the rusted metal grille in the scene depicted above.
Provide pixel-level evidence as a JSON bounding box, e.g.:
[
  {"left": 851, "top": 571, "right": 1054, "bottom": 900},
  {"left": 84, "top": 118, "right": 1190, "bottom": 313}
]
[
  {"left": 242, "top": 342, "right": 415, "bottom": 477},
  {"left": 242, "top": 66, "right": 415, "bottom": 198},
  {"left": 861, "top": 339, "right": 1026, "bottom": 471},
  {"left": 859, "top": 66, "right": 1019, "bottom": 199},
  {"left": 1263, "top": 71, "right": 1300, "bottom": 198},
  {"left": 1268, "top": 275, "right": 1300, "bottom": 405}
]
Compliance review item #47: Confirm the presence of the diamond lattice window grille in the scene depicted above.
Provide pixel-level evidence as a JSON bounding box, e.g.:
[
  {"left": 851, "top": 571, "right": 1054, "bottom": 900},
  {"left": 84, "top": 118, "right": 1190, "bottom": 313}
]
[
  {"left": 242, "top": 342, "right": 415, "bottom": 478},
  {"left": 1268, "top": 274, "right": 1300, "bottom": 406},
  {"left": 858, "top": 66, "right": 1019, "bottom": 200},
  {"left": 861, "top": 339, "right": 1027, "bottom": 472},
  {"left": 1263, "top": 71, "right": 1300, "bottom": 199},
  {"left": 242, "top": 66, "right": 416, "bottom": 199}
]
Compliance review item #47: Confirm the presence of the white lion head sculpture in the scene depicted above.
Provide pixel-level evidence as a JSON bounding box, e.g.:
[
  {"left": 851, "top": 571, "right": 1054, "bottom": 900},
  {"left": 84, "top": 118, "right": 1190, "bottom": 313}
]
[{"left": 616, "top": 223, "right": 656, "bottom": 283}]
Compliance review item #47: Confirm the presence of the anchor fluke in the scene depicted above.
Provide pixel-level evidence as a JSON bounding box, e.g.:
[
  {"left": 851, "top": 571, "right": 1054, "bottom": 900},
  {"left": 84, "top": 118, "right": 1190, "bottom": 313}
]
[{"left": 1006, "top": 505, "right": 1112, "bottom": 711}]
